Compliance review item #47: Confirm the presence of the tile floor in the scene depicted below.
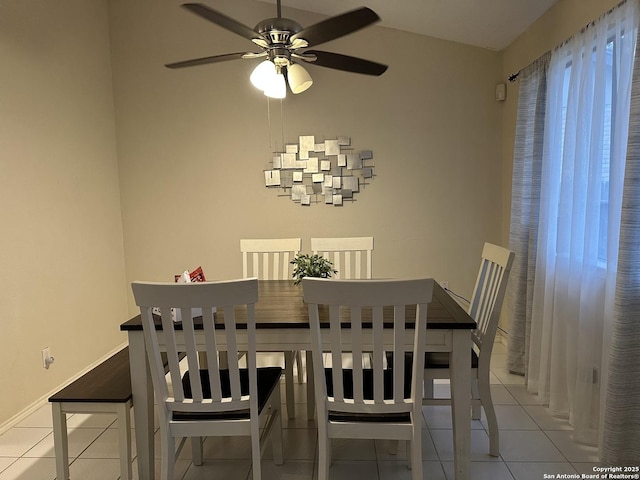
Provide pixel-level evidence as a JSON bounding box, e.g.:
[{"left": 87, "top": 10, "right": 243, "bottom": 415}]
[{"left": 0, "top": 342, "right": 603, "bottom": 480}]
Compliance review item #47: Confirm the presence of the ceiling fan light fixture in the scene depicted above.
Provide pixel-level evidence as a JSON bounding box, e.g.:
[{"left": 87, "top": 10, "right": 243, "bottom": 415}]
[
  {"left": 287, "top": 63, "right": 313, "bottom": 94},
  {"left": 250, "top": 60, "right": 277, "bottom": 91},
  {"left": 264, "top": 71, "right": 287, "bottom": 99},
  {"left": 169, "top": 3, "right": 388, "bottom": 96}
]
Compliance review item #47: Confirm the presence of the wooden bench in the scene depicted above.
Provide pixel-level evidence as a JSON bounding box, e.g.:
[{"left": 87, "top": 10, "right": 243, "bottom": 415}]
[{"left": 49, "top": 347, "right": 133, "bottom": 480}]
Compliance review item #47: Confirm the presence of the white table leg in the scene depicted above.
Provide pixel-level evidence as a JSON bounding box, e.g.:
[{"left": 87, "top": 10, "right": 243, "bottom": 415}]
[
  {"left": 450, "top": 329, "right": 471, "bottom": 480},
  {"left": 284, "top": 351, "right": 296, "bottom": 419},
  {"left": 128, "top": 332, "right": 155, "bottom": 480},
  {"left": 306, "top": 350, "right": 315, "bottom": 421},
  {"left": 51, "top": 403, "right": 70, "bottom": 480}
]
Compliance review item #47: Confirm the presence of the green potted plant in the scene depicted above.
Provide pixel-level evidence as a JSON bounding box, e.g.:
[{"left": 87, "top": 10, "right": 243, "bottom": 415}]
[{"left": 290, "top": 253, "right": 338, "bottom": 285}]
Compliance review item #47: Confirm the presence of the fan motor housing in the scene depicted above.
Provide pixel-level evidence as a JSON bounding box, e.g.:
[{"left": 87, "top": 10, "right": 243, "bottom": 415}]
[{"left": 255, "top": 17, "right": 302, "bottom": 44}]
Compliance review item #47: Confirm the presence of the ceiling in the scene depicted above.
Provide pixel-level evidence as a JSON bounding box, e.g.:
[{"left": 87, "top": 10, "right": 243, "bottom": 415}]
[{"left": 259, "top": 0, "right": 561, "bottom": 51}]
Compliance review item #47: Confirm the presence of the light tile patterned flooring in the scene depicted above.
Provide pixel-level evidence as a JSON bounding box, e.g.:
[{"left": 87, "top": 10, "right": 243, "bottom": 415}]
[{"left": 0, "top": 342, "right": 602, "bottom": 480}]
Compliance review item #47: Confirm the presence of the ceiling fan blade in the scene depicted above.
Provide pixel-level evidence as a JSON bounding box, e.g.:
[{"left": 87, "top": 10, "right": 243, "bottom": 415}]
[
  {"left": 304, "top": 50, "right": 388, "bottom": 76},
  {"left": 182, "top": 3, "right": 264, "bottom": 43},
  {"left": 290, "top": 7, "right": 379, "bottom": 48},
  {"left": 165, "top": 52, "right": 248, "bottom": 69}
]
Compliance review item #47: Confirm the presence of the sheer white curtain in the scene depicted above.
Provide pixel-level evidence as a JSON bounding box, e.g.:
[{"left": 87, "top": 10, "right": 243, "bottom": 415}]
[{"left": 528, "top": 0, "right": 638, "bottom": 444}]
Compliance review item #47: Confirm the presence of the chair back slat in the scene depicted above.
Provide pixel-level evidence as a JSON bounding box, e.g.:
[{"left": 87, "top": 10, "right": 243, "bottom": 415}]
[
  {"left": 304, "top": 278, "right": 433, "bottom": 416},
  {"left": 393, "top": 305, "right": 405, "bottom": 402},
  {"left": 160, "top": 305, "right": 185, "bottom": 402},
  {"left": 311, "top": 236, "right": 374, "bottom": 280},
  {"left": 372, "top": 305, "right": 385, "bottom": 403},
  {"left": 344, "top": 252, "right": 352, "bottom": 278},
  {"left": 241, "top": 238, "right": 301, "bottom": 280},
  {"left": 246, "top": 303, "right": 259, "bottom": 415},
  {"left": 333, "top": 252, "right": 342, "bottom": 278},
  {"left": 182, "top": 310, "right": 203, "bottom": 401},
  {"left": 222, "top": 304, "right": 243, "bottom": 400},
  {"left": 479, "top": 264, "right": 500, "bottom": 330},
  {"left": 271, "top": 252, "right": 279, "bottom": 279},
  {"left": 329, "top": 305, "right": 344, "bottom": 402},
  {"left": 468, "top": 243, "right": 515, "bottom": 353},
  {"left": 139, "top": 306, "right": 172, "bottom": 402},
  {"left": 351, "top": 306, "right": 364, "bottom": 404},
  {"left": 202, "top": 307, "right": 223, "bottom": 402},
  {"left": 131, "top": 279, "right": 259, "bottom": 415}
]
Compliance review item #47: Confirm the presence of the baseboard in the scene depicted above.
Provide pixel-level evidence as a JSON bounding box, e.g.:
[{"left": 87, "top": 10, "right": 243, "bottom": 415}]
[
  {"left": 495, "top": 330, "right": 509, "bottom": 348},
  {"left": 0, "top": 342, "right": 129, "bottom": 435}
]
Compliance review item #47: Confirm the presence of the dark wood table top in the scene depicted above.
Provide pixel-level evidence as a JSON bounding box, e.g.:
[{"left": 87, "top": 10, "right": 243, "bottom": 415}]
[{"left": 121, "top": 280, "right": 476, "bottom": 331}]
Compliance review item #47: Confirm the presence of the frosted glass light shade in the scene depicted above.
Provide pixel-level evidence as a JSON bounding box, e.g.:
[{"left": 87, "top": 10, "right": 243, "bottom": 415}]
[
  {"left": 264, "top": 72, "right": 287, "bottom": 99},
  {"left": 250, "top": 60, "right": 276, "bottom": 91},
  {"left": 287, "top": 63, "right": 313, "bottom": 94}
]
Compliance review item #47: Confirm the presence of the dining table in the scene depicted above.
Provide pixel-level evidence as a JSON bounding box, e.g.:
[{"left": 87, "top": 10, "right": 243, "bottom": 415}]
[{"left": 121, "top": 279, "right": 476, "bottom": 480}]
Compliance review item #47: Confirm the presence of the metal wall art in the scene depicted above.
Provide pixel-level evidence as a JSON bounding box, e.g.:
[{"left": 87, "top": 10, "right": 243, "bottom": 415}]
[{"left": 264, "top": 135, "right": 375, "bottom": 206}]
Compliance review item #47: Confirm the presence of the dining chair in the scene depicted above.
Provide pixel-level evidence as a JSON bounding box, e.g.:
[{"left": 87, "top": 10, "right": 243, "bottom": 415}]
[
  {"left": 240, "top": 238, "right": 303, "bottom": 419},
  {"left": 422, "top": 242, "right": 515, "bottom": 456},
  {"left": 310, "top": 236, "right": 373, "bottom": 279},
  {"left": 303, "top": 277, "right": 434, "bottom": 480},
  {"left": 312, "top": 236, "right": 376, "bottom": 369},
  {"left": 241, "top": 238, "right": 301, "bottom": 280},
  {"left": 131, "top": 278, "right": 283, "bottom": 480}
]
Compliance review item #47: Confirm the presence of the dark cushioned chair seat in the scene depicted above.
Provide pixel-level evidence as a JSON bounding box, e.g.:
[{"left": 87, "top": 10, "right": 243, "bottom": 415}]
[
  {"left": 324, "top": 368, "right": 412, "bottom": 423},
  {"left": 174, "top": 367, "right": 282, "bottom": 420}
]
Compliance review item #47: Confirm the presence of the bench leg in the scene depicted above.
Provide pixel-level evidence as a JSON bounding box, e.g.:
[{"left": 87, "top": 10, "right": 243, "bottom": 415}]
[
  {"left": 117, "top": 401, "right": 133, "bottom": 480},
  {"left": 51, "top": 403, "right": 70, "bottom": 480}
]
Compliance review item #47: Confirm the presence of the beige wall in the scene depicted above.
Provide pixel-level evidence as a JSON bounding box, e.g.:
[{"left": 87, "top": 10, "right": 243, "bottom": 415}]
[
  {"left": 0, "top": 1, "right": 127, "bottom": 426},
  {"left": 110, "top": 0, "right": 504, "bottom": 316}
]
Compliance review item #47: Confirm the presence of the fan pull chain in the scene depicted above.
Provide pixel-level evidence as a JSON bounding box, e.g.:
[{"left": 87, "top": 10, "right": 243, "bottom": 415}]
[
  {"left": 267, "top": 96, "right": 273, "bottom": 154},
  {"left": 280, "top": 99, "right": 285, "bottom": 153},
  {"left": 266, "top": 97, "right": 286, "bottom": 158}
]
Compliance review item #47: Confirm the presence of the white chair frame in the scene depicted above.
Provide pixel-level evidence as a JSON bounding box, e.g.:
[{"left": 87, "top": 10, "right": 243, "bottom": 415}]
[
  {"left": 132, "top": 279, "right": 283, "bottom": 480},
  {"left": 311, "top": 236, "right": 373, "bottom": 279},
  {"left": 423, "top": 242, "right": 514, "bottom": 456},
  {"left": 304, "top": 277, "right": 434, "bottom": 480},
  {"left": 240, "top": 238, "right": 304, "bottom": 419},
  {"left": 241, "top": 238, "right": 300, "bottom": 280}
]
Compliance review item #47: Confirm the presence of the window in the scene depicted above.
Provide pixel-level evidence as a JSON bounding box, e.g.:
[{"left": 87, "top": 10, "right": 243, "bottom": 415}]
[{"left": 548, "top": 26, "right": 631, "bottom": 268}]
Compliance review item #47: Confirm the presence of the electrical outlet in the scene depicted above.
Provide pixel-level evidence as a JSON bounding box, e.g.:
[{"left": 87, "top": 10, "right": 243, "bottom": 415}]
[
  {"left": 441, "top": 281, "right": 449, "bottom": 290},
  {"left": 42, "top": 347, "right": 55, "bottom": 369}
]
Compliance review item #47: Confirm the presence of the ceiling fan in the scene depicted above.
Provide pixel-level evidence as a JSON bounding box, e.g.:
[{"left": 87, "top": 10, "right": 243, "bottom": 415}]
[{"left": 165, "top": 1, "right": 388, "bottom": 97}]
